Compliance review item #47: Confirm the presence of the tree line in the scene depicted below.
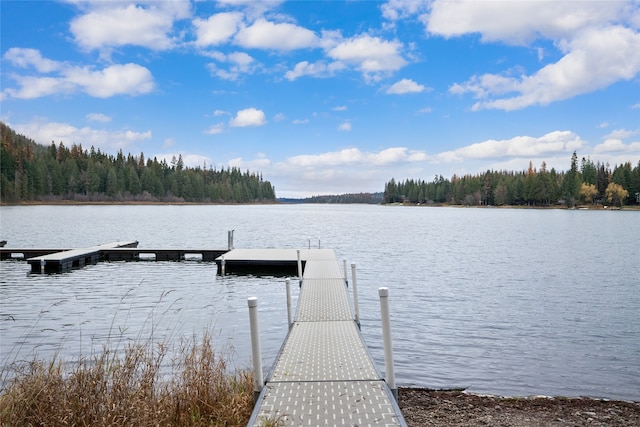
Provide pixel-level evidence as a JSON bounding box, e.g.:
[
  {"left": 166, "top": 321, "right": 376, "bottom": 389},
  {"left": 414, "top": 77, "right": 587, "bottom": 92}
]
[
  {"left": 0, "top": 122, "right": 276, "bottom": 203},
  {"left": 384, "top": 152, "right": 640, "bottom": 207}
]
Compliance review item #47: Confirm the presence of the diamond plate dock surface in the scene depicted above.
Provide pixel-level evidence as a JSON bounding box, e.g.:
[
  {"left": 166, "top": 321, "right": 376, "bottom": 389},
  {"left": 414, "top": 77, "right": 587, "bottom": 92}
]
[
  {"left": 297, "top": 278, "right": 353, "bottom": 321},
  {"left": 271, "top": 321, "right": 378, "bottom": 382},
  {"left": 252, "top": 381, "right": 402, "bottom": 426},
  {"left": 247, "top": 249, "right": 406, "bottom": 427}
]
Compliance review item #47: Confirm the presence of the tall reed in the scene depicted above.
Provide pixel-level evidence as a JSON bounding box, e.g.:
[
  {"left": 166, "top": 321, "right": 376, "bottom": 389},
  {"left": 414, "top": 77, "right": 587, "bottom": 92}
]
[{"left": 0, "top": 331, "right": 255, "bottom": 426}]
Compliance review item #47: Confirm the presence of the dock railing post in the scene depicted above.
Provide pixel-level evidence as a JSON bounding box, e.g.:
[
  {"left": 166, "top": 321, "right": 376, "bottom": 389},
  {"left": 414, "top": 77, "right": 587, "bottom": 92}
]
[
  {"left": 378, "top": 287, "right": 397, "bottom": 401},
  {"left": 297, "top": 249, "right": 303, "bottom": 287},
  {"left": 227, "top": 230, "right": 235, "bottom": 250},
  {"left": 343, "top": 259, "right": 348, "bottom": 286},
  {"left": 247, "top": 297, "right": 264, "bottom": 403},
  {"left": 351, "top": 263, "right": 360, "bottom": 328},
  {"left": 220, "top": 256, "right": 225, "bottom": 276},
  {"left": 285, "top": 278, "right": 292, "bottom": 329}
]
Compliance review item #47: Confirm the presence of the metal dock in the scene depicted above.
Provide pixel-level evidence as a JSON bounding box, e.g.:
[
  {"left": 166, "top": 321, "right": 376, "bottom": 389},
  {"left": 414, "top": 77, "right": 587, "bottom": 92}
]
[{"left": 246, "top": 248, "right": 406, "bottom": 426}]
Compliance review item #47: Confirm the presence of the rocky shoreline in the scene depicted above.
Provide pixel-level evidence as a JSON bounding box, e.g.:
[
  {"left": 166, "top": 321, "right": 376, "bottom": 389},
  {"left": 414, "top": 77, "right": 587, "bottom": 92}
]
[{"left": 398, "top": 388, "right": 640, "bottom": 427}]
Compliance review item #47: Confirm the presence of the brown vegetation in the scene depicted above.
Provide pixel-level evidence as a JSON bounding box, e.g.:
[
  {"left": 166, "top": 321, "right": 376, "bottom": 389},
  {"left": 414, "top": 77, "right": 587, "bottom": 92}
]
[{"left": 0, "top": 332, "right": 254, "bottom": 426}]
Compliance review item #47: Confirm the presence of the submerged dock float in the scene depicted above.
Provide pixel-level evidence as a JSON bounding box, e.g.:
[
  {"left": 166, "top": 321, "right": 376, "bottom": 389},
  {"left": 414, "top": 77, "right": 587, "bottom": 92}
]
[{"left": 246, "top": 248, "right": 406, "bottom": 426}]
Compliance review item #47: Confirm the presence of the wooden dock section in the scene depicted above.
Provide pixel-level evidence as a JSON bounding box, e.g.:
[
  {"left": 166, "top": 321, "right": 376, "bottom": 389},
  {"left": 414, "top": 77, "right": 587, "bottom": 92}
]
[
  {"left": 247, "top": 248, "right": 407, "bottom": 426},
  {"left": 26, "top": 241, "right": 139, "bottom": 273}
]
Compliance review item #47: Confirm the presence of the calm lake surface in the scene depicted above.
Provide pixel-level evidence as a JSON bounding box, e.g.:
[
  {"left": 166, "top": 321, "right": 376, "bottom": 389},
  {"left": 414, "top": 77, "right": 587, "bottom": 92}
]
[{"left": 1, "top": 204, "right": 638, "bottom": 400}]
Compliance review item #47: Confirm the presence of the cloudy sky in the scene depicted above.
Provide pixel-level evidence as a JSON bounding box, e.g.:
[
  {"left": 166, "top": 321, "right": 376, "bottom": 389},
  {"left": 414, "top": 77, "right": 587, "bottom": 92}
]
[{"left": 2, "top": 0, "right": 639, "bottom": 198}]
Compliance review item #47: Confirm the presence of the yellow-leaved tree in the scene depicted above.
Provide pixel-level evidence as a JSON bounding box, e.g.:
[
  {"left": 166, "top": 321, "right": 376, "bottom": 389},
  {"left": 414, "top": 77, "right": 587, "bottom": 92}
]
[{"left": 605, "top": 183, "right": 629, "bottom": 207}]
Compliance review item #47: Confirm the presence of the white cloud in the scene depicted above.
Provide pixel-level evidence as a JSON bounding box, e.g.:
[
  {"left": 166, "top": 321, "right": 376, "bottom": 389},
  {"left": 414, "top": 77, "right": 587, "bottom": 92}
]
[
  {"left": 332, "top": 105, "right": 348, "bottom": 111},
  {"left": 425, "top": 1, "right": 624, "bottom": 45},
  {"left": 284, "top": 147, "right": 427, "bottom": 168},
  {"left": 327, "top": 34, "right": 407, "bottom": 82},
  {"left": 204, "top": 123, "right": 225, "bottom": 135},
  {"left": 2, "top": 50, "right": 155, "bottom": 99},
  {"left": 229, "top": 108, "right": 267, "bottom": 127},
  {"left": 438, "top": 131, "right": 585, "bottom": 162},
  {"left": 285, "top": 60, "right": 345, "bottom": 80},
  {"left": 594, "top": 129, "right": 640, "bottom": 154},
  {"left": 604, "top": 129, "right": 638, "bottom": 140},
  {"left": 451, "top": 26, "right": 640, "bottom": 111},
  {"left": 86, "top": 113, "right": 111, "bottom": 123},
  {"left": 69, "top": 2, "right": 189, "bottom": 51},
  {"left": 386, "top": 78, "right": 427, "bottom": 94},
  {"left": 382, "top": 0, "right": 430, "bottom": 22},
  {"left": 338, "top": 121, "right": 352, "bottom": 132},
  {"left": 234, "top": 19, "right": 319, "bottom": 51},
  {"left": 11, "top": 120, "right": 151, "bottom": 151},
  {"left": 3, "top": 48, "right": 61, "bottom": 73},
  {"left": 423, "top": 0, "right": 640, "bottom": 110},
  {"left": 65, "top": 63, "right": 155, "bottom": 98},
  {"left": 292, "top": 119, "right": 309, "bottom": 125},
  {"left": 193, "top": 12, "right": 243, "bottom": 47},
  {"left": 206, "top": 50, "right": 257, "bottom": 80}
]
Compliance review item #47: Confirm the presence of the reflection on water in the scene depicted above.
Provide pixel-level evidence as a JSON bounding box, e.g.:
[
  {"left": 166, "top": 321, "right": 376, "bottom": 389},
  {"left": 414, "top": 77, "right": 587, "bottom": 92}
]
[{"left": 1, "top": 205, "right": 639, "bottom": 400}]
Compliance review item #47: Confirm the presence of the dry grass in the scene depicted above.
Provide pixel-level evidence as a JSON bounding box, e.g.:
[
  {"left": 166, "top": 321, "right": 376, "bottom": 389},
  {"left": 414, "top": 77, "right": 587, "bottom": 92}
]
[{"left": 0, "top": 332, "right": 255, "bottom": 426}]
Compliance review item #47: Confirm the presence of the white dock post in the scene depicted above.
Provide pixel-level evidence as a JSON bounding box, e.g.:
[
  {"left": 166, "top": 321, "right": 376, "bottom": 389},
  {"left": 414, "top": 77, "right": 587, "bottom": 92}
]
[
  {"left": 343, "top": 259, "right": 348, "bottom": 286},
  {"left": 285, "top": 278, "right": 292, "bottom": 329},
  {"left": 40, "top": 259, "right": 45, "bottom": 274},
  {"left": 351, "top": 263, "right": 360, "bottom": 328},
  {"left": 297, "top": 249, "right": 303, "bottom": 287},
  {"left": 378, "top": 287, "right": 397, "bottom": 401},
  {"left": 247, "top": 297, "right": 264, "bottom": 402},
  {"left": 220, "top": 256, "right": 225, "bottom": 276}
]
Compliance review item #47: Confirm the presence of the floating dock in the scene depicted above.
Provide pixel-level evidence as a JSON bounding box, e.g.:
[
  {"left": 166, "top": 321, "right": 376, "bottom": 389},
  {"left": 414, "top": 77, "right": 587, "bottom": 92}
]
[
  {"left": 26, "top": 241, "right": 139, "bottom": 273},
  {"left": 246, "top": 248, "right": 406, "bottom": 426},
  {"left": 215, "top": 248, "right": 309, "bottom": 275}
]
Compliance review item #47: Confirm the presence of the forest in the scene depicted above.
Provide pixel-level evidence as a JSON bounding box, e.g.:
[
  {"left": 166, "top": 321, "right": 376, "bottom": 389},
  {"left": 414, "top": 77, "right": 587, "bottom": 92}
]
[
  {"left": 384, "top": 153, "right": 640, "bottom": 207},
  {"left": 0, "top": 123, "right": 276, "bottom": 203}
]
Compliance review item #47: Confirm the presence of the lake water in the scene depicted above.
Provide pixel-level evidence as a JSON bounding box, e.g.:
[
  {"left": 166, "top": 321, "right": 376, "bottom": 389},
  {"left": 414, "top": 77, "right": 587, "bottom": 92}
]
[{"left": 1, "top": 204, "right": 638, "bottom": 400}]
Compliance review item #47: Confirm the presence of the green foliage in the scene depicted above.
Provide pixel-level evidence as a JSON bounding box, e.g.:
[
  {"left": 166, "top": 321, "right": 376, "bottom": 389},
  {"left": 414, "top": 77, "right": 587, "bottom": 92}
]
[
  {"left": 383, "top": 153, "right": 640, "bottom": 207},
  {"left": 0, "top": 122, "right": 276, "bottom": 203}
]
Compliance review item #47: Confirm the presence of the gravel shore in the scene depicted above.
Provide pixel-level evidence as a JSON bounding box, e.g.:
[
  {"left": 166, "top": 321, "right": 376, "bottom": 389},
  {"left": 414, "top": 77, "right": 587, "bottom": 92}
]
[{"left": 398, "top": 388, "right": 640, "bottom": 427}]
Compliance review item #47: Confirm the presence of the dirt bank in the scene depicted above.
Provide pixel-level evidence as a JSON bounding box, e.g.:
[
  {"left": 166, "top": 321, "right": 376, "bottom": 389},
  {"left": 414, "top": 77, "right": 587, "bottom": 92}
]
[{"left": 399, "top": 388, "right": 640, "bottom": 427}]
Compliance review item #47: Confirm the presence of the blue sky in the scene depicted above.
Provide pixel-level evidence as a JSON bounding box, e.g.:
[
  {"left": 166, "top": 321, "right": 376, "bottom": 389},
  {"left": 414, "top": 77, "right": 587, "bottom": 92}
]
[{"left": 1, "top": 0, "right": 639, "bottom": 198}]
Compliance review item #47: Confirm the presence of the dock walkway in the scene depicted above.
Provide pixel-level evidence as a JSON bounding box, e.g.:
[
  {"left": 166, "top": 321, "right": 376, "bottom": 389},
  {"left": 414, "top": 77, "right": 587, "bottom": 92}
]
[{"left": 246, "top": 248, "right": 406, "bottom": 426}]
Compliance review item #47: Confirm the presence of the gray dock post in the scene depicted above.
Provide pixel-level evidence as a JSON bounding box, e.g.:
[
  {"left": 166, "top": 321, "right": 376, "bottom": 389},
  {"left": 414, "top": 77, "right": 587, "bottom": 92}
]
[
  {"left": 350, "top": 263, "right": 360, "bottom": 328},
  {"left": 343, "top": 259, "right": 348, "bottom": 286},
  {"left": 297, "top": 249, "right": 303, "bottom": 286},
  {"left": 247, "top": 297, "right": 264, "bottom": 402},
  {"left": 379, "top": 287, "right": 397, "bottom": 401},
  {"left": 40, "top": 259, "right": 45, "bottom": 274},
  {"left": 227, "top": 230, "right": 234, "bottom": 250},
  {"left": 285, "top": 278, "right": 292, "bottom": 329},
  {"left": 220, "top": 256, "right": 225, "bottom": 276}
]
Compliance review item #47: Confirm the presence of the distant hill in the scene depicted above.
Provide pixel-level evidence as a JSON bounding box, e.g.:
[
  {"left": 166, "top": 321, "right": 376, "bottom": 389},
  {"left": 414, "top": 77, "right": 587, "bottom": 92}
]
[{"left": 279, "top": 192, "right": 384, "bottom": 204}]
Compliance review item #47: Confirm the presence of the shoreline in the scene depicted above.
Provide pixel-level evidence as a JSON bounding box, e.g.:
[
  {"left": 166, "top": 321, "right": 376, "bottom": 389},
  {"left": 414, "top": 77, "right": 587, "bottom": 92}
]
[
  {"left": 399, "top": 387, "right": 640, "bottom": 427},
  {"left": 2, "top": 200, "right": 639, "bottom": 210}
]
